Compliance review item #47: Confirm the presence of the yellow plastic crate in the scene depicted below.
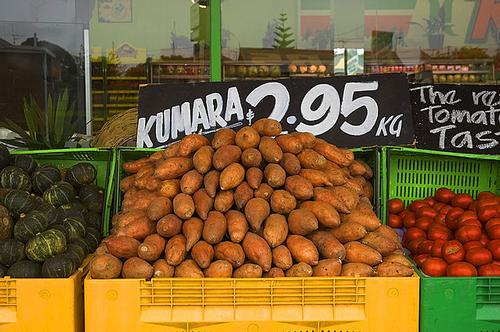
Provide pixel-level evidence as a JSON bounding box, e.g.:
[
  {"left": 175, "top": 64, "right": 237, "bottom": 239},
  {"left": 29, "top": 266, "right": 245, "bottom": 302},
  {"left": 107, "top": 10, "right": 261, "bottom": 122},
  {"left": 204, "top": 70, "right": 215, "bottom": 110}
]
[
  {"left": 85, "top": 275, "right": 419, "bottom": 332},
  {"left": 0, "top": 256, "right": 91, "bottom": 332}
]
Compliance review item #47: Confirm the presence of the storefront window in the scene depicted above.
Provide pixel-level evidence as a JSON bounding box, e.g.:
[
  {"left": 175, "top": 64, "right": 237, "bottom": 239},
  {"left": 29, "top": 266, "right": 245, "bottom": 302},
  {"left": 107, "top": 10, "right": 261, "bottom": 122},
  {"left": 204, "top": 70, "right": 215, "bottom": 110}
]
[{"left": 89, "top": 0, "right": 210, "bottom": 131}]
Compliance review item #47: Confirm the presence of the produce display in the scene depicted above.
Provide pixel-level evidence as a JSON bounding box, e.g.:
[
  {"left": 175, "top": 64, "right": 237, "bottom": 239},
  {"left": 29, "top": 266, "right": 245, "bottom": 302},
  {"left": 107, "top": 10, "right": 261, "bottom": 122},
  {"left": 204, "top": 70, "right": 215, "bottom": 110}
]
[
  {"left": 388, "top": 189, "right": 500, "bottom": 276},
  {"left": 90, "top": 120, "right": 413, "bottom": 279},
  {"left": 0, "top": 147, "right": 103, "bottom": 278}
]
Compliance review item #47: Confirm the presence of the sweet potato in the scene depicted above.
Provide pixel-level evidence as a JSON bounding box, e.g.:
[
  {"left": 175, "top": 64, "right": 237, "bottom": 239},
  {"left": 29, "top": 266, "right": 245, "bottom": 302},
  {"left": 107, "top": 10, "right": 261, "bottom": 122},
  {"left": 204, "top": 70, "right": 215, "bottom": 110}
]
[
  {"left": 344, "top": 241, "right": 383, "bottom": 266},
  {"left": 362, "top": 181, "right": 374, "bottom": 200},
  {"left": 322, "top": 168, "right": 348, "bottom": 186},
  {"left": 297, "top": 149, "right": 327, "bottom": 170},
  {"left": 192, "top": 189, "right": 213, "bottom": 220},
  {"left": 376, "top": 262, "right": 413, "bottom": 277},
  {"left": 164, "top": 234, "right": 187, "bottom": 266},
  {"left": 122, "top": 257, "right": 154, "bottom": 279},
  {"left": 158, "top": 179, "right": 181, "bottom": 199},
  {"left": 241, "top": 148, "right": 263, "bottom": 168},
  {"left": 275, "top": 134, "right": 303, "bottom": 154},
  {"left": 204, "top": 260, "right": 233, "bottom": 278},
  {"left": 313, "top": 258, "right": 342, "bottom": 276},
  {"left": 264, "top": 164, "right": 286, "bottom": 188},
  {"left": 115, "top": 218, "right": 156, "bottom": 240},
  {"left": 212, "top": 128, "right": 236, "bottom": 149},
  {"left": 254, "top": 183, "right": 273, "bottom": 201},
  {"left": 290, "top": 132, "right": 316, "bottom": 148},
  {"left": 361, "top": 232, "right": 400, "bottom": 256},
  {"left": 226, "top": 210, "right": 248, "bottom": 243},
  {"left": 212, "top": 145, "right": 242, "bottom": 171},
  {"left": 214, "top": 190, "right": 234, "bottom": 213},
  {"left": 204, "top": 170, "right": 219, "bottom": 198},
  {"left": 154, "top": 157, "right": 193, "bottom": 180},
  {"left": 270, "top": 190, "right": 296, "bottom": 214},
  {"left": 138, "top": 234, "right": 166, "bottom": 261},
  {"left": 383, "top": 253, "right": 412, "bottom": 268},
  {"left": 191, "top": 241, "right": 214, "bottom": 269},
  {"left": 149, "top": 150, "right": 166, "bottom": 161},
  {"left": 153, "top": 259, "right": 175, "bottom": 278},
  {"left": 192, "top": 146, "right": 214, "bottom": 174},
  {"left": 122, "top": 190, "right": 158, "bottom": 212},
  {"left": 341, "top": 206, "right": 380, "bottom": 232},
  {"left": 287, "top": 235, "right": 319, "bottom": 266},
  {"left": 135, "top": 164, "right": 154, "bottom": 179},
  {"left": 246, "top": 167, "right": 263, "bottom": 189},
  {"left": 262, "top": 214, "right": 288, "bottom": 248},
  {"left": 120, "top": 175, "right": 136, "bottom": 192},
  {"left": 252, "top": 118, "right": 282, "bottom": 136},
  {"left": 123, "top": 157, "right": 151, "bottom": 174},
  {"left": 313, "top": 187, "right": 359, "bottom": 214},
  {"left": 244, "top": 198, "right": 270, "bottom": 232},
  {"left": 272, "top": 245, "right": 293, "bottom": 270},
  {"left": 300, "top": 201, "right": 340, "bottom": 228},
  {"left": 235, "top": 126, "right": 260, "bottom": 150},
  {"left": 288, "top": 209, "right": 318, "bottom": 235},
  {"left": 242, "top": 232, "right": 272, "bottom": 272},
  {"left": 233, "top": 263, "right": 262, "bottom": 278},
  {"left": 308, "top": 231, "right": 345, "bottom": 260},
  {"left": 286, "top": 263, "right": 313, "bottom": 277},
  {"left": 331, "top": 222, "right": 367, "bottom": 244},
  {"left": 373, "top": 224, "right": 400, "bottom": 245},
  {"left": 112, "top": 210, "right": 148, "bottom": 229},
  {"left": 146, "top": 197, "right": 173, "bottom": 221},
  {"left": 285, "top": 175, "right": 313, "bottom": 200},
  {"left": 341, "top": 263, "right": 375, "bottom": 277},
  {"left": 313, "top": 139, "right": 354, "bottom": 167},
  {"left": 180, "top": 170, "right": 204, "bottom": 195},
  {"left": 202, "top": 211, "right": 227, "bottom": 244},
  {"left": 90, "top": 254, "right": 122, "bottom": 279},
  {"left": 259, "top": 136, "right": 283, "bottom": 163},
  {"left": 157, "top": 214, "right": 182, "bottom": 237},
  {"left": 344, "top": 176, "right": 366, "bottom": 195},
  {"left": 298, "top": 169, "right": 331, "bottom": 187},
  {"left": 95, "top": 243, "right": 109, "bottom": 256},
  {"left": 182, "top": 217, "right": 203, "bottom": 251},
  {"left": 177, "top": 134, "right": 209, "bottom": 157},
  {"left": 264, "top": 267, "right": 285, "bottom": 278},
  {"left": 234, "top": 181, "right": 253, "bottom": 209},
  {"left": 214, "top": 241, "right": 245, "bottom": 268},
  {"left": 280, "top": 153, "right": 301, "bottom": 175},
  {"left": 219, "top": 163, "right": 245, "bottom": 190},
  {"left": 172, "top": 193, "right": 195, "bottom": 219},
  {"left": 348, "top": 160, "right": 367, "bottom": 177},
  {"left": 135, "top": 175, "right": 161, "bottom": 192},
  {"left": 174, "top": 259, "right": 204, "bottom": 278},
  {"left": 163, "top": 142, "right": 180, "bottom": 158}
]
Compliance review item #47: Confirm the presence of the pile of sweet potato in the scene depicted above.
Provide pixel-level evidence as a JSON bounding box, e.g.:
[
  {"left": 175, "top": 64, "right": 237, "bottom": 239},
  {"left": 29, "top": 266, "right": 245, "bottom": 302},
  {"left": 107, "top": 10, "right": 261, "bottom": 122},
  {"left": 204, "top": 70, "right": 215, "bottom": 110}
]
[{"left": 90, "top": 119, "right": 413, "bottom": 278}]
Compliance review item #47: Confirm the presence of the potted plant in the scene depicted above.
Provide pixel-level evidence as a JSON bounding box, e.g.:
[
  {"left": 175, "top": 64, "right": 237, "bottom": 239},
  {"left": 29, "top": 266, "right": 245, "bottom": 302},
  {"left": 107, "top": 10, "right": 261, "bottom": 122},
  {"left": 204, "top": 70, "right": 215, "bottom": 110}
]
[{"left": 411, "top": 4, "right": 454, "bottom": 50}]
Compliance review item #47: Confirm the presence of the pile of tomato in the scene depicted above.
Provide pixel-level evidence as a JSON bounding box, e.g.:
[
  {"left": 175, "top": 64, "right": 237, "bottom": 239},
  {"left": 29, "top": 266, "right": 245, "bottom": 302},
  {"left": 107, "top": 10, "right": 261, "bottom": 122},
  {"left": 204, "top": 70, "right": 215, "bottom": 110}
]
[{"left": 388, "top": 189, "right": 500, "bottom": 277}]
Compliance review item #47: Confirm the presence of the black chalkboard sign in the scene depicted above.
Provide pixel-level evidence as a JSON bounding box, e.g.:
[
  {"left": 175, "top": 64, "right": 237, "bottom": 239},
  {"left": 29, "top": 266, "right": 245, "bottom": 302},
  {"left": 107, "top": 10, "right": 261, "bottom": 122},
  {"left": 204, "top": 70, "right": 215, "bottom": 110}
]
[
  {"left": 137, "top": 73, "right": 414, "bottom": 148},
  {"left": 410, "top": 84, "right": 500, "bottom": 154}
]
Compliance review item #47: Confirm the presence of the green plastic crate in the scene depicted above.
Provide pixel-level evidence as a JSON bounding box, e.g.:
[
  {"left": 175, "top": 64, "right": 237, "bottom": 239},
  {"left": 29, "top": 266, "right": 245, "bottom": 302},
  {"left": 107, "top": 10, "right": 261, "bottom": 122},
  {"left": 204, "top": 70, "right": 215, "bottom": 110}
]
[
  {"left": 381, "top": 146, "right": 500, "bottom": 332},
  {"left": 11, "top": 148, "right": 116, "bottom": 235}
]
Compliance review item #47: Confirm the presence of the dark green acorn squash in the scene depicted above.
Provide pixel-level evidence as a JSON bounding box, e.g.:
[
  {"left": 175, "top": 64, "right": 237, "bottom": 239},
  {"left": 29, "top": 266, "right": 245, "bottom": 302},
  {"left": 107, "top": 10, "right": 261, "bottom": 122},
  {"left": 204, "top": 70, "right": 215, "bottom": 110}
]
[
  {"left": 83, "top": 211, "right": 101, "bottom": 230},
  {"left": 83, "top": 227, "right": 101, "bottom": 252},
  {"left": 71, "top": 238, "right": 91, "bottom": 255},
  {"left": 56, "top": 202, "right": 86, "bottom": 225},
  {"left": 0, "top": 145, "right": 10, "bottom": 170},
  {"left": 7, "top": 260, "right": 42, "bottom": 278},
  {"left": 25, "top": 229, "right": 67, "bottom": 262},
  {"left": 65, "top": 243, "right": 86, "bottom": 267},
  {"left": 43, "top": 181, "right": 76, "bottom": 207},
  {"left": 0, "top": 239, "right": 25, "bottom": 266},
  {"left": 13, "top": 210, "right": 50, "bottom": 243},
  {"left": 3, "top": 190, "right": 34, "bottom": 216},
  {"left": 0, "top": 264, "right": 7, "bottom": 277},
  {"left": 13, "top": 155, "right": 38, "bottom": 174},
  {"left": 0, "top": 166, "right": 32, "bottom": 191},
  {"left": 0, "top": 205, "right": 13, "bottom": 240},
  {"left": 62, "top": 217, "right": 86, "bottom": 242},
  {"left": 79, "top": 184, "right": 104, "bottom": 213},
  {"left": 41, "top": 254, "right": 75, "bottom": 278},
  {"left": 32, "top": 166, "right": 61, "bottom": 194},
  {"left": 65, "top": 163, "right": 97, "bottom": 187}
]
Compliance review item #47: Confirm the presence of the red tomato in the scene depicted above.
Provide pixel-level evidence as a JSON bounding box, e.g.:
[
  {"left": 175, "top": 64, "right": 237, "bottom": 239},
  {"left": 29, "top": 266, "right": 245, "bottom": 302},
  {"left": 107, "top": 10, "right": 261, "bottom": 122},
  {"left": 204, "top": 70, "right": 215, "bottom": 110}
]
[
  {"left": 424, "top": 196, "right": 436, "bottom": 207},
  {"left": 439, "top": 205, "right": 452, "bottom": 214},
  {"left": 388, "top": 198, "right": 404, "bottom": 214},
  {"left": 388, "top": 214, "right": 403, "bottom": 228},
  {"left": 477, "top": 198, "right": 498, "bottom": 208},
  {"left": 433, "top": 202, "right": 445, "bottom": 211},
  {"left": 463, "top": 241, "right": 484, "bottom": 251},
  {"left": 465, "top": 247, "right": 492, "bottom": 266},
  {"left": 455, "top": 226, "right": 482, "bottom": 243},
  {"left": 442, "top": 240, "right": 465, "bottom": 264},
  {"left": 422, "top": 257, "right": 447, "bottom": 277},
  {"left": 480, "top": 233, "right": 489, "bottom": 247},
  {"left": 435, "top": 188, "right": 455, "bottom": 203},
  {"left": 410, "top": 200, "right": 429, "bottom": 212},
  {"left": 478, "top": 191, "right": 496, "bottom": 200},
  {"left": 487, "top": 240, "right": 500, "bottom": 260},
  {"left": 478, "top": 263, "right": 500, "bottom": 276},
  {"left": 416, "top": 207, "right": 438, "bottom": 219},
  {"left": 415, "top": 217, "right": 434, "bottom": 231},
  {"left": 485, "top": 218, "right": 500, "bottom": 232},
  {"left": 446, "top": 262, "right": 477, "bottom": 277},
  {"left": 488, "top": 225, "right": 500, "bottom": 240},
  {"left": 428, "top": 224, "right": 452, "bottom": 241},
  {"left": 457, "top": 211, "right": 478, "bottom": 223},
  {"left": 407, "top": 239, "right": 425, "bottom": 254},
  {"left": 403, "top": 212, "right": 417, "bottom": 228},
  {"left": 404, "top": 227, "right": 427, "bottom": 242},
  {"left": 413, "top": 253, "right": 430, "bottom": 267},
  {"left": 434, "top": 213, "right": 447, "bottom": 224},
  {"left": 458, "top": 218, "right": 482, "bottom": 229},
  {"left": 399, "top": 209, "right": 410, "bottom": 219},
  {"left": 445, "top": 207, "right": 464, "bottom": 230},
  {"left": 451, "top": 193, "right": 473, "bottom": 209},
  {"left": 418, "top": 240, "right": 434, "bottom": 254},
  {"left": 478, "top": 206, "right": 499, "bottom": 223},
  {"left": 469, "top": 200, "right": 479, "bottom": 212},
  {"left": 431, "top": 239, "right": 446, "bottom": 257}
]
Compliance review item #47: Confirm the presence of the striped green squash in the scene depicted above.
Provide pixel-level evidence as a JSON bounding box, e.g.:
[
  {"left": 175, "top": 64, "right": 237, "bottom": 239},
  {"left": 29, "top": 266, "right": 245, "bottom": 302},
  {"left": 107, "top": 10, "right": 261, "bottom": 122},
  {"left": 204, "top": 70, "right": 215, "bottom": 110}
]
[
  {"left": 0, "top": 239, "right": 25, "bottom": 266},
  {"left": 13, "top": 210, "right": 50, "bottom": 243},
  {"left": 25, "top": 229, "right": 67, "bottom": 263},
  {"left": 7, "top": 260, "right": 42, "bottom": 278},
  {"left": 13, "top": 155, "right": 38, "bottom": 174},
  {"left": 65, "top": 163, "right": 96, "bottom": 187},
  {"left": 43, "top": 181, "right": 76, "bottom": 207},
  {"left": 32, "top": 166, "right": 61, "bottom": 194},
  {"left": 79, "top": 184, "right": 104, "bottom": 213},
  {"left": 3, "top": 190, "right": 34, "bottom": 215},
  {"left": 71, "top": 238, "right": 91, "bottom": 255},
  {"left": 83, "top": 211, "right": 101, "bottom": 230},
  {"left": 41, "top": 254, "right": 75, "bottom": 278},
  {"left": 0, "top": 166, "right": 32, "bottom": 191},
  {"left": 62, "top": 217, "right": 86, "bottom": 242},
  {"left": 83, "top": 227, "right": 101, "bottom": 252}
]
